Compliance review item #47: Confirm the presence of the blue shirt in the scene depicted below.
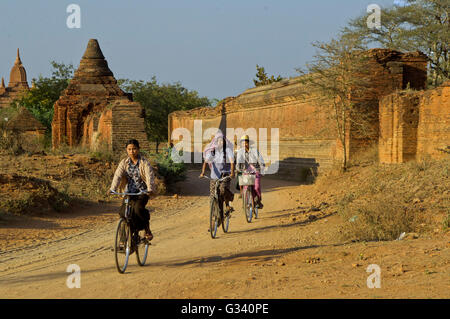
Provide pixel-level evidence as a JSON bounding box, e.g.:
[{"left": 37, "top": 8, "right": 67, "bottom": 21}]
[{"left": 125, "top": 157, "right": 148, "bottom": 193}]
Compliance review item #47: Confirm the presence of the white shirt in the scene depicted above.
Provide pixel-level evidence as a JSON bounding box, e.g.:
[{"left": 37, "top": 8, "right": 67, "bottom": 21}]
[{"left": 236, "top": 147, "right": 265, "bottom": 174}]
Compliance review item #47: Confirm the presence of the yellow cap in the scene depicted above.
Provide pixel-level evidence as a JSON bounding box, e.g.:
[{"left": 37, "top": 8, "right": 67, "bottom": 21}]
[{"left": 240, "top": 135, "right": 249, "bottom": 141}]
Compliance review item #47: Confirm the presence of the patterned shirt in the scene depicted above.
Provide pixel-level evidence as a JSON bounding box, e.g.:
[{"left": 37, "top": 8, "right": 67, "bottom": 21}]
[{"left": 125, "top": 157, "right": 148, "bottom": 193}]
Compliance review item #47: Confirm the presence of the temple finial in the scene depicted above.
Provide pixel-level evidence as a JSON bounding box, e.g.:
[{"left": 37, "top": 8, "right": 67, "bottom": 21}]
[
  {"left": 15, "top": 48, "right": 22, "bottom": 65},
  {"left": 1, "top": 77, "right": 5, "bottom": 88}
]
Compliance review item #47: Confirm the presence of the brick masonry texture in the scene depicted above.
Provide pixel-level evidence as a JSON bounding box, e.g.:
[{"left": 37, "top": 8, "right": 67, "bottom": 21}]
[
  {"left": 380, "top": 81, "right": 450, "bottom": 163},
  {"left": 51, "top": 39, "right": 149, "bottom": 152},
  {"left": 169, "top": 49, "right": 430, "bottom": 180}
]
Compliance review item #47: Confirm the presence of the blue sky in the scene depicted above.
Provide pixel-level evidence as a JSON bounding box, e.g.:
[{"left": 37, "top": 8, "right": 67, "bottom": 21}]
[{"left": 0, "top": 0, "right": 397, "bottom": 101}]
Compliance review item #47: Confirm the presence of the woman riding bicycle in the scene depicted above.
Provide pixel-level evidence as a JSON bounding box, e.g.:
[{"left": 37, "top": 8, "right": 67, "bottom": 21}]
[
  {"left": 110, "top": 139, "right": 155, "bottom": 241},
  {"left": 200, "top": 131, "right": 235, "bottom": 215},
  {"left": 236, "top": 135, "right": 265, "bottom": 209}
]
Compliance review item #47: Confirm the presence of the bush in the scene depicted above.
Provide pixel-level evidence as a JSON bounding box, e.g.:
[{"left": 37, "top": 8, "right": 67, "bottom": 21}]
[{"left": 151, "top": 152, "right": 187, "bottom": 190}]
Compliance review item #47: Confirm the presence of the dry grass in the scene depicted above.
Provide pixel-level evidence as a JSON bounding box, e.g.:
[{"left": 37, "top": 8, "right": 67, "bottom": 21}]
[
  {"left": 0, "top": 174, "right": 70, "bottom": 216},
  {"left": 316, "top": 155, "right": 449, "bottom": 242}
]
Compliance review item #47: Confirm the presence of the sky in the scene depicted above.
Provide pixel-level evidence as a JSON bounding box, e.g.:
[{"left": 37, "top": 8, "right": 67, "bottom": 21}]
[{"left": 0, "top": 0, "right": 398, "bottom": 102}]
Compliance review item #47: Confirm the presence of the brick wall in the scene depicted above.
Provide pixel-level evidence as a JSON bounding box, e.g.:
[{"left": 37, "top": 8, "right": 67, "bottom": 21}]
[
  {"left": 379, "top": 92, "right": 420, "bottom": 163},
  {"left": 417, "top": 81, "right": 450, "bottom": 159},
  {"left": 379, "top": 81, "right": 450, "bottom": 163},
  {"left": 169, "top": 49, "right": 428, "bottom": 181}
]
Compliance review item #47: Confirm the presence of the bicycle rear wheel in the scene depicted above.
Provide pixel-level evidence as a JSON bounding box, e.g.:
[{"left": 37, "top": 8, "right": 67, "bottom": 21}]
[
  {"left": 210, "top": 199, "right": 219, "bottom": 239},
  {"left": 222, "top": 206, "right": 230, "bottom": 233},
  {"left": 136, "top": 230, "right": 149, "bottom": 266},
  {"left": 244, "top": 187, "right": 253, "bottom": 223},
  {"left": 114, "top": 218, "right": 131, "bottom": 274}
]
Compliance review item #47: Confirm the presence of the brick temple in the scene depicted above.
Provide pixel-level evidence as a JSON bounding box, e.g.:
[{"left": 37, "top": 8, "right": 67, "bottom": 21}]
[
  {"left": 1, "top": 49, "right": 46, "bottom": 136},
  {"left": 51, "top": 39, "right": 149, "bottom": 151}
]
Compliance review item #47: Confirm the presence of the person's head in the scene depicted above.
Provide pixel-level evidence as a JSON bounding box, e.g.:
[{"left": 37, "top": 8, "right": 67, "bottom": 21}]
[
  {"left": 125, "top": 139, "right": 140, "bottom": 159},
  {"left": 240, "top": 135, "right": 250, "bottom": 150}
]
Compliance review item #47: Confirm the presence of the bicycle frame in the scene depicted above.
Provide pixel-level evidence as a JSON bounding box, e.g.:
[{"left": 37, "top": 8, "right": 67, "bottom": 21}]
[
  {"left": 110, "top": 190, "right": 148, "bottom": 219},
  {"left": 202, "top": 175, "right": 232, "bottom": 207}
]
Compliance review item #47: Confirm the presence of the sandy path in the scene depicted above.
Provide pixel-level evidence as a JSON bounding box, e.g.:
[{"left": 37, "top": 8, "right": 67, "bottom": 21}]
[{"left": 0, "top": 170, "right": 448, "bottom": 299}]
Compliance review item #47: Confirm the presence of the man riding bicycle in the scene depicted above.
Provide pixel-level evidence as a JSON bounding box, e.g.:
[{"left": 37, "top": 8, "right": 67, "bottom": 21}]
[
  {"left": 110, "top": 139, "right": 155, "bottom": 241},
  {"left": 200, "top": 132, "right": 235, "bottom": 215},
  {"left": 236, "top": 135, "right": 265, "bottom": 209}
]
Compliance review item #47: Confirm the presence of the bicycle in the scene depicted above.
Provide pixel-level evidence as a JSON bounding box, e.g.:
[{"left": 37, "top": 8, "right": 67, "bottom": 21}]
[
  {"left": 239, "top": 170, "right": 259, "bottom": 223},
  {"left": 200, "top": 175, "right": 232, "bottom": 239},
  {"left": 110, "top": 190, "right": 150, "bottom": 274}
]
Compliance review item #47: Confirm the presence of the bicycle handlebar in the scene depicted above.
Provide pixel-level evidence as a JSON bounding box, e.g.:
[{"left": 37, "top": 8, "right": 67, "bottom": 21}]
[
  {"left": 109, "top": 190, "right": 149, "bottom": 196},
  {"left": 200, "top": 175, "right": 232, "bottom": 182}
]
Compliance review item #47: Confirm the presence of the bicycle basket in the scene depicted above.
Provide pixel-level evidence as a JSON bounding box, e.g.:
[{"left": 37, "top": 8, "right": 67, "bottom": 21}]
[{"left": 239, "top": 174, "right": 256, "bottom": 186}]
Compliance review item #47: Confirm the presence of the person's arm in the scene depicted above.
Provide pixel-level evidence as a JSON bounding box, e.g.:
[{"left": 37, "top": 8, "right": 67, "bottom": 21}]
[
  {"left": 257, "top": 149, "right": 265, "bottom": 175},
  {"left": 110, "top": 159, "right": 125, "bottom": 192},
  {"left": 230, "top": 161, "right": 235, "bottom": 178},
  {"left": 143, "top": 161, "right": 156, "bottom": 194},
  {"left": 200, "top": 161, "right": 208, "bottom": 178},
  {"left": 227, "top": 149, "right": 235, "bottom": 178}
]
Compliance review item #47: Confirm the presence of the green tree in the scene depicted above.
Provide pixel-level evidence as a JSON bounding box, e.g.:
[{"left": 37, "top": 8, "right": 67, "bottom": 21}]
[
  {"left": 11, "top": 61, "right": 74, "bottom": 132},
  {"left": 343, "top": 0, "right": 449, "bottom": 87},
  {"left": 253, "top": 64, "right": 283, "bottom": 86},
  {"left": 119, "top": 77, "right": 211, "bottom": 152}
]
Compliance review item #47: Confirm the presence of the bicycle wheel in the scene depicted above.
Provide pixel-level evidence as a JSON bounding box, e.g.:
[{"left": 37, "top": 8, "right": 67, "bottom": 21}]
[
  {"left": 244, "top": 187, "right": 253, "bottom": 223},
  {"left": 210, "top": 199, "right": 219, "bottom": 239},
  {"left": 253, "top": 190, "right": 259, "bottom": 219},
  {"left": 135, "top": 230, "right": 149, "bottom": 266},
  {"left": 114, "top": 218, "right": 131, "bottom": 274},
  {"left": 222, "top": 205, "right": 230, "bottom": 233}
]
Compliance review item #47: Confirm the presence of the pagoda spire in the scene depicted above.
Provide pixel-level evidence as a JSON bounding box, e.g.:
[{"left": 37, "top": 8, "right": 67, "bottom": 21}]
[{"left": 15, "top": 48, "right": 22, "bottom": 65}]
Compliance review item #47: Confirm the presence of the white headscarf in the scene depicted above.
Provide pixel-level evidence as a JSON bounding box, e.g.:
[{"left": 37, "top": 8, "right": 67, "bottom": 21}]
[{"left": 203, "top": 131, "right": 234, "bottom": 162}]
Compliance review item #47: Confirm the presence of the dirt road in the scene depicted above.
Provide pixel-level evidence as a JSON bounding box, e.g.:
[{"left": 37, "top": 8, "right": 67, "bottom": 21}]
[{"left": 0, "top": 170, "right": 448, "bottom": 298}]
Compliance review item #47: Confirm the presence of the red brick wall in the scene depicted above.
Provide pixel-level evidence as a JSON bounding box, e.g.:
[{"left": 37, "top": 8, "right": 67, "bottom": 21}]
[
  {"left": 379, "top": 81, "right": 450, "bottom": 163},
  {"left": 417, "top": 81, "right": 450, "bottom": 159},
  {"left": 379, "top": 92, "right": 420, "bottom": 163},
  {"left": 169, "top": 49, "right": 428, "bottom": 179}
]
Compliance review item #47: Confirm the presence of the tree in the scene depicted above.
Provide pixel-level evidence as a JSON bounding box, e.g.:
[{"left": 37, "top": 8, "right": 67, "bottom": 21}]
[
  {"left": 11, "top": 61, "right": 74, "bottom": 132},
  {"left": 296, "top": 33, "right": 373, "bottom": 171},
  {"left": 119, "top": 77, "right": 211, "bottom": 153},
  {"left": 253, "top": 64, "right": 283, "bottom": 86},
  {"left": 343, "top": 0, "right": 449, "bottom": 87}
]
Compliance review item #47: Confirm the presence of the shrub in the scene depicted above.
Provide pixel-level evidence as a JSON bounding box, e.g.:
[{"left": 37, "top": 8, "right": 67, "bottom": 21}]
[{"left": 152, "top": 152, "right": 187, "bottom": 190}]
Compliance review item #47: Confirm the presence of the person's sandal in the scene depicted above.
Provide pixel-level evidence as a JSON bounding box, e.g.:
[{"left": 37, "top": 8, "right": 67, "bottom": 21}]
[
  {"left": 145, "top": 231, "right": 153, "bottom": 241},
  {"left": 225, "top": 206, "right": 234, "bottom": 217}
]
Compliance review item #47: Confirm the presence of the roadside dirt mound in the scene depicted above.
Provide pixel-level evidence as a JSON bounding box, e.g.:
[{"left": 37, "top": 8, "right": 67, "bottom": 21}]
[{"left": 0, "top": 173, "right": 70, "bottom": 216}]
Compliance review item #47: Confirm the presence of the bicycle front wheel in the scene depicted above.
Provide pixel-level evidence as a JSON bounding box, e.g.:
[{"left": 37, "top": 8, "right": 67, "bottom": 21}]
[
  {"left": 136, "top": 230, "right": 149, "bottom": 266},
  {"left": 114, "top": 219, "right": 131, "bottom": 274},
  {"left": 244, "top": 187, "right": 253, "bottom": 223},
  {"left": 210, "top": 199, "right": 219, "bottom": 239},
  {"left": 222, "top": 207, "right": 230, "bottom": 233}
]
